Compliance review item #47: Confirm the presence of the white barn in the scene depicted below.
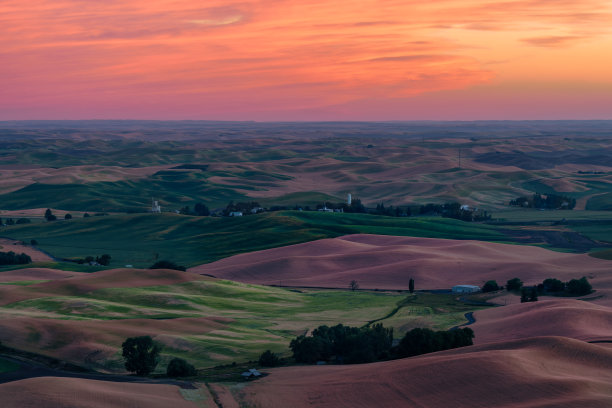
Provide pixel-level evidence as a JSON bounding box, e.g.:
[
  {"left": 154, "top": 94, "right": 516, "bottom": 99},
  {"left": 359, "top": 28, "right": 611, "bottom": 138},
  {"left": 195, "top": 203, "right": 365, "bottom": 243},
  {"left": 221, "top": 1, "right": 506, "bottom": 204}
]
[{"left": 452, "top": 285, "right": 480, "bottom": 294}]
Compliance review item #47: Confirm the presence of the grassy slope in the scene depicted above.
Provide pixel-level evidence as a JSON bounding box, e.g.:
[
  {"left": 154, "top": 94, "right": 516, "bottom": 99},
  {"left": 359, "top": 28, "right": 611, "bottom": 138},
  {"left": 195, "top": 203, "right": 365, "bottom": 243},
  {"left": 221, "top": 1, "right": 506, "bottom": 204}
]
[
  {"left": 2, "top": 211, "right": 505, "bottom": 268},
  {"left": 1, "top": 278, "right": 486, "bottom": 370}
]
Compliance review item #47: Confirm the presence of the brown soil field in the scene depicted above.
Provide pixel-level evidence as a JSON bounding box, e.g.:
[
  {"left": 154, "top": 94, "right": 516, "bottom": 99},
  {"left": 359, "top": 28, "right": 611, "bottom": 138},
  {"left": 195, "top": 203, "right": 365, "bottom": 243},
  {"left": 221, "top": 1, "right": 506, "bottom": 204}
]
[
  {"left": 471, "top": 299, "right": 612, "bottom": 343},
  {"left": 0, "top": 268, "right": 84, "bottom": 282},
  {"left": 190, "top": 234, "right": 612, "bottom": 294},
  {"left": 0, "top": 377, "right": 201, "bottom": 408},
  {"left": 238, "top": 336, "right": 612, "bottom": 408},
  {"left": 0, "top": 239, "right": 54, "bottom": 262}
]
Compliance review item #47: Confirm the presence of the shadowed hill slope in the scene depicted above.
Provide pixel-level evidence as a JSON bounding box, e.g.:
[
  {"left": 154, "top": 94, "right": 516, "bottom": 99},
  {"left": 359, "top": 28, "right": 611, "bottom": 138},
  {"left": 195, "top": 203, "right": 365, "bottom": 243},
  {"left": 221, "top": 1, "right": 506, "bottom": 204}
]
[{"left": 239, "top": 336, "right": 612, "bottom": 408}]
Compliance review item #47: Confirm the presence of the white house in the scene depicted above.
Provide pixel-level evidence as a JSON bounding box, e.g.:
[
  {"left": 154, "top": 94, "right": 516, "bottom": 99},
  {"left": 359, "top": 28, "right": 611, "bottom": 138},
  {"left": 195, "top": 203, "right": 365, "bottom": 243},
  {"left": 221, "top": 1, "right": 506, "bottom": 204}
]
[
  {"left": 452, "top": 285, "right": 480, "bottom": 294},
  {"left": 229, "top": 211, "right": 243, "bottom": 217}
]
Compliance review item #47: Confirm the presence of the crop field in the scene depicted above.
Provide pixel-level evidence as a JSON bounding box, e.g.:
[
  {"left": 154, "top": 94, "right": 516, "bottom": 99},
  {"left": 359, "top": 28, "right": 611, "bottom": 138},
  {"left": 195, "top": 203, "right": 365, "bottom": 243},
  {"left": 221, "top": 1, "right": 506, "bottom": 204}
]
[
  {"left": 2, "top": 211, "right": 507, "bottom": 268},
  {"left": 1, "top": 127, "right": 611, "bottom": 212},
  {"left": 0, "top": 270, "right": 486, "bottom": 372}
]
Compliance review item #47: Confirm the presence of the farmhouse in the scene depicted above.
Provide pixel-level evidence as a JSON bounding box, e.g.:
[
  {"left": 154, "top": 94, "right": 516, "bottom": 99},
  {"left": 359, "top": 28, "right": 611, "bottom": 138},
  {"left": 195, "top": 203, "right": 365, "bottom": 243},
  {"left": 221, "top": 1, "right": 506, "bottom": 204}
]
[
  {"left": 229, "top": 211, "right": 243, "bottom": 217},
  {"left": 452, "top": 285, "right": 480, "bottom": 294}
]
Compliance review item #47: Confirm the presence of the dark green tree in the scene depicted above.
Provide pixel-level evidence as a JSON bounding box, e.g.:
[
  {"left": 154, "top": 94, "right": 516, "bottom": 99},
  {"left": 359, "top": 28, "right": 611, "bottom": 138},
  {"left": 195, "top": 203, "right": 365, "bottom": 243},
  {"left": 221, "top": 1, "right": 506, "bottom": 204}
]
[
  {"left": 258, "top": 350, "right": 281, "bottom": 367},
  {"left": 44, "top": 209, "right": 57, "bottom": 221},
  {"left": 16, "top": 218, "right": 31, "bottom": 224},
  {"left": 506, "top": 278, "right": 523, "bottom": 292},
  {"left": 482, "top": 280, "right": 500, "bottom": 293},
  {"left": 566, "top": 277, "right": 592, "bottom": 296},
  {"left": 121, "top": 336, "right": 162, "bottom": 376},
  {"left": 542, "top": 278, "right": 565, "bottom": 292},
  {"left": 194, "top": 203, "right": 210, "bottom": 216},
  {"left": 349, "top": 280, "right": 359, "bottom": 291},
  {"left": 96, "top": 254, "right": 111, "bottom": 266},
  {"left": 409, "top": 278, "right": 415, "bottom": 294},
  {"left": 64, "top": 213, "right": 72, "bottom": 220},
  {"left": 166, "top": 357, "right": 196, "bottom": 377}
]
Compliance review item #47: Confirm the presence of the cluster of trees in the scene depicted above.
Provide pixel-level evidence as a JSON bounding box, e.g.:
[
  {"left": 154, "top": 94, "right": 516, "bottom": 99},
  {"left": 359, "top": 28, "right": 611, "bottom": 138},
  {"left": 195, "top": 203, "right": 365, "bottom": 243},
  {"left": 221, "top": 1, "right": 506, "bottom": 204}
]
[
  {"left": 419, "top": 202, "right": 491, "bottom": 222},
  {"left": 535, "top": 276, "right": 593, "bottom": 296},
  {"left": 0, "top": 251, "right": 32, "bottom": 265},
  {"left": 509, "top": 193, "right": 576, "bottom": 210},
  {"left": 290, "top": 323, "right": 393, "bottom": 364},
  {"left": 150, "top": 260, "right": 187, "bottom": 271},
  {"left": 122, "top": 336, "right": 196, "bottom": 378},
  {"left": 501, "top": 276, "right": 592, "bottom": 300},
  {"left": 75, "top": 254, "right": 111, "bottom": 266},
  {"left": 179, "top": 202, "right": 210, "bottom": 216},
  {"left": 394, "top": 327, "right": 474, "bottom": 358},
  {"left": 372, "top": 203, "right": 411, "bottom": 217},
  {"left": 289, "top": 323, "right": 473, "bottom": 365},
  {"left": 0, "top": 217, "right": 31, "bottom": 226}
]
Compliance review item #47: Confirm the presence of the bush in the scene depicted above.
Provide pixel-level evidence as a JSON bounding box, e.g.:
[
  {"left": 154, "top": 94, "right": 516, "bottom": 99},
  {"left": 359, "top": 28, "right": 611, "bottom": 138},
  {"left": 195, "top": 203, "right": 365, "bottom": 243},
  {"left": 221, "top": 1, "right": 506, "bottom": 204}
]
[
  {"left": 30, "top": 239, "right": 38, "bottom": 245},
  {"left": 16, "top": 218, "right": 31, "bottom": 224},
  {"left": 121, "top": 336, "right": 162, "bottom": 376},
  {"left": 258, "top": 350, "right": 280, "bottom": 367},
  {"left": 506, "top": 278, "right": 523, "bottom": 292},
  {"left": 44, "top": 209, "right": 57, "bottom": 221},
  {"left": 64, "top": 213, "right": 72, "bottom": 220},
  {"left": 482, "top": 280, "right": 499, "bottom": 293},
  {"left": 150, "top": 260, "right": 186, "bottom": 271},
  {"left": 166, "top": 357, "right": 196, "bottom": 377},
  {"left": 83, "top": 213, "right": 90, "bottom": 218},
  {"left": 566, "top": 277, "right": 592, "bottom": 296}
]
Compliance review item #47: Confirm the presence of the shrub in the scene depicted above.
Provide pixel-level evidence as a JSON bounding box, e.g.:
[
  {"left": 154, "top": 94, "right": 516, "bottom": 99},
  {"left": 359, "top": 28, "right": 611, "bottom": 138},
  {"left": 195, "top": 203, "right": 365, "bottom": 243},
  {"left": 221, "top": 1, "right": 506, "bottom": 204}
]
[
  {"left": 258, "top": 350, "right": 280, "bottom": 367},
  {"left": 16, "top": 218, "right": 31, "bottom": 224},
  {"left": 30, "top": 239, "right": 38, "bottom": 245},
  {"left": 64, "top": 213, "right": 72, "bottom": 220},
  {"left": 150, "top": 260, "right": 186, "bottom": 271},
  {"left": 121, "top": 336, "right": 161, "bottom": 376},
  {"left": 166, "top": 357, "right": 196, "bottom": 377}
]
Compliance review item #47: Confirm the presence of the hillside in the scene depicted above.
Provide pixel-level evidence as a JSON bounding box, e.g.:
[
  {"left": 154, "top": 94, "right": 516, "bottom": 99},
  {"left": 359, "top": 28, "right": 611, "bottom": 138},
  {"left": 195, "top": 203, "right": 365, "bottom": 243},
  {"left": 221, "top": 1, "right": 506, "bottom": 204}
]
[
  {"left": 191, "top": 234, "right": 612, "bottom": 293},
  {"left": 237, "top": 336, "right": 612, "bottom": 408}
]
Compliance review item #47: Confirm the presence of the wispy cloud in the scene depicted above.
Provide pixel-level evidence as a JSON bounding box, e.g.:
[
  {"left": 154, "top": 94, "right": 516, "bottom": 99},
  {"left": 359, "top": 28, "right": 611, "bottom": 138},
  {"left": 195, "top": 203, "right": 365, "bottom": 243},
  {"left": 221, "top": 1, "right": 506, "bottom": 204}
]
[{"left": 1, "top": 0, "right": 612, "bottom": 119}]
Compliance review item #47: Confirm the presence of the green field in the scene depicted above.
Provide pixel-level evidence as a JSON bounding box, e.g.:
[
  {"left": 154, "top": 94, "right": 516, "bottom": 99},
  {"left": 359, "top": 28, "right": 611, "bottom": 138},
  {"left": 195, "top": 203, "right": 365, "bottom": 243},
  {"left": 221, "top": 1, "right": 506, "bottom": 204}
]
[
  {"left": 0, "top": 276, "right": 486, "bottom": 371},
  {"left": 2, "top": 211, "right": 506, "bottom": 268},
  {"left": 0, "top": 357, "right": 20, "bottom": 374}
]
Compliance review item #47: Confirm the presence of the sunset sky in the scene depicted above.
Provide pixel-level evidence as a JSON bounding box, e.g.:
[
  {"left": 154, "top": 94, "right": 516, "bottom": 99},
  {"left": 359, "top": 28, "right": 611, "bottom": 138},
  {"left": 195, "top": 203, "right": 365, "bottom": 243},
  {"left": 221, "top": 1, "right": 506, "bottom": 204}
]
[{"left": 2, "top": 0, "right": 612, "bottom": 120}]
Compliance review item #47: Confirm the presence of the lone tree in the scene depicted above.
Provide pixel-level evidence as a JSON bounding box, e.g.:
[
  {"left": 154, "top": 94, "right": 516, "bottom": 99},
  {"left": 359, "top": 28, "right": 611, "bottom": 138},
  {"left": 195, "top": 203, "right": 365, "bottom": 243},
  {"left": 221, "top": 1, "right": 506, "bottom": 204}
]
[
  {"left": 121, "top": 336, "right": 162, "bottom": 376},
  {"left": 409, "top": 278, "right": 415, "bottom": 294},
  {"left": 349, "top": 280, "right": 359, "bottom": 291},
  {"left": 64, "top": 213, "right": 72, "bottom": 220}
]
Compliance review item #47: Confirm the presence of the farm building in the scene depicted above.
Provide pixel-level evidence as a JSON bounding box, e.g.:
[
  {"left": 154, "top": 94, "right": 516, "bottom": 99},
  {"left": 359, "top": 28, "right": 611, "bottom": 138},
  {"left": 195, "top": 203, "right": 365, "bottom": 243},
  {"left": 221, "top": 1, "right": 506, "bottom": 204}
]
[{"left": 452, "top": 285, "right": 480, "bottom": 294}]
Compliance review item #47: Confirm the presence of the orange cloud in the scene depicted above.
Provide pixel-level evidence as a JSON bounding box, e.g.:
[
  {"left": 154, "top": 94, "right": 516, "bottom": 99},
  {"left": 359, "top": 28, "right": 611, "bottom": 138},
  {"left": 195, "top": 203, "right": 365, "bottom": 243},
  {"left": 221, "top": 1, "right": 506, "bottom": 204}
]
[{"left": 1, "top": 0, "right": 612, "bottom": 119}]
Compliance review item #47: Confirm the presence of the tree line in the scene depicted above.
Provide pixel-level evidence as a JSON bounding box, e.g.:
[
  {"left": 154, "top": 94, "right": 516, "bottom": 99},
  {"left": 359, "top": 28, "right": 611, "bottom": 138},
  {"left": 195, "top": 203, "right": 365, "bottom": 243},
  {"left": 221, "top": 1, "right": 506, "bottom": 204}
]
[
  {"left": 0, "top": 251, "right": 32, "bottom": 265},
  {"left": 509, "top": 193, "right": 576, "bottom": 210},
  {"left": 289, "top": 323, "right": 474, "bottom": 365}
]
